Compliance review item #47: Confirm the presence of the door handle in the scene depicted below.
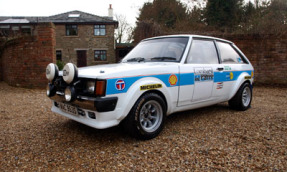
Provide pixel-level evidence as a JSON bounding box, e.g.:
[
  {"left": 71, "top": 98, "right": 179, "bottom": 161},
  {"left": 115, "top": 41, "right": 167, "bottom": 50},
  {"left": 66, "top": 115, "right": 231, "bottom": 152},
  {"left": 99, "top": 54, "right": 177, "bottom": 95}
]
[{"left": 217, "top": 67, "right": 224, "bottom": 71}]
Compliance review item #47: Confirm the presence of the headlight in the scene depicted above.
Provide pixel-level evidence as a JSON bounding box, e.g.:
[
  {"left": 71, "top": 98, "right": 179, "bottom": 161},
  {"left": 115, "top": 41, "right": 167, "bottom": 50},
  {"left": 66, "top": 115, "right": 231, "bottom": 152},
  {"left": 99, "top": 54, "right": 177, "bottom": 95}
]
[
  {"left": 64, "top": 86, "right": 76, "bottom": 102},
  {"left": 63, "top": 63, "right": 78, "bottom": 84},
  {"left": 46, "top": 83, "right": 56, "bottom": 97},
  {"left": 87, "top": 81, "right": 95, "bottom": 94},
  {"left": 46, "top": 63, "right": 59, "bottom": 81}
]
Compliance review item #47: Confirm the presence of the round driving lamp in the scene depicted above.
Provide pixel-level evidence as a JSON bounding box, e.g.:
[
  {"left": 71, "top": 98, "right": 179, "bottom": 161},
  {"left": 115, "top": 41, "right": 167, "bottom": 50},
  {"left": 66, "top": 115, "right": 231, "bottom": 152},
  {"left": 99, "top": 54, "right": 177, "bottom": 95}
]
[
  {"left": 64, "top": 86, "right": 76, "bottom": 102},
  {"left": 46, "top": 63, "right": 59, "bottom": 81},
  {"left": 63, "top": 63, "right": 78, "bottom": 84},
  {"left": 46, "top": 83, "right": 56, "bottom": 97}
]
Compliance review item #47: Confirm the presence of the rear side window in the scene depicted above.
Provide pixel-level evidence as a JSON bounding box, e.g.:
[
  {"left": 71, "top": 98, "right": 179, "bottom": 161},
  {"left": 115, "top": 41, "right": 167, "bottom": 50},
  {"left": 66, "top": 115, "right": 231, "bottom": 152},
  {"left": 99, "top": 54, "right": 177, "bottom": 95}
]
[
  {"left": 217, "top": 42, "right": 244, "bottom": 64},
  {"left": 186, "top": 39, "right": 219, "bottom": 64}
]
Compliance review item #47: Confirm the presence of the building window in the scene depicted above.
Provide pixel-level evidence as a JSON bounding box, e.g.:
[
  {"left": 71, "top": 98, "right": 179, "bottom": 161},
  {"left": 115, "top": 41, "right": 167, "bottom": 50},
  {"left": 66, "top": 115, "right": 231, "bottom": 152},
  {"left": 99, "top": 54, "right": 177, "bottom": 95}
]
[
  {"left": 66, "top": 25, "right": 78, "bottom": 36},
  {"left": 0, "top": 25, "right": 10, "bottom": 36},
  {"left": 94, "top": 25, "right": 106, "bottom": 36},
  {"left": 94, "top": 50, "right": 107, "bottom": 61},
  {"left": 21, "top": 26, "right": 31, "bottom": 35},
  {"left": 56, "top": 50, "right": 62, "bottom": 61}
]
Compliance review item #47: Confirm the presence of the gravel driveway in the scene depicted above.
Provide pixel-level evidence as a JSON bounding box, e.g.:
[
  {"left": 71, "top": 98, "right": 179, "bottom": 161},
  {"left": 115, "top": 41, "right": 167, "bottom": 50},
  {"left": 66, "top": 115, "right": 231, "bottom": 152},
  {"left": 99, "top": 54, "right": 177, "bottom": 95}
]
[{"left": 0, "top": 82, "right": 286, "bottom": 171}]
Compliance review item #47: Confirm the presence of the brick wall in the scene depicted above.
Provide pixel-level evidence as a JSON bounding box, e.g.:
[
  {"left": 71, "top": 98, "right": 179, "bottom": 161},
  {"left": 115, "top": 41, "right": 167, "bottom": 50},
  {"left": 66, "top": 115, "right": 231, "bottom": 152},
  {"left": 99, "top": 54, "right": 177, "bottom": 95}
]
[
  {"left": 55, "top": 24, "right": 116, "bottom": 66},
  {"left": 0, "top": 23, "right": 56, "bottom": 88},
  {"left": 217, "top": 34, "right": 287, "bottom": 86}
]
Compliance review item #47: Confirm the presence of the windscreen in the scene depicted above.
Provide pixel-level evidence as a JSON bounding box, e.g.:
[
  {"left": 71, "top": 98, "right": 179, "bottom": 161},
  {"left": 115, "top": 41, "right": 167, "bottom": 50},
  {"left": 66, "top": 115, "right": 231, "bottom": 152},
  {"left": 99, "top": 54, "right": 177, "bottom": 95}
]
[{"left": 122, "top": 37, "right": 189, "bottom": 63}]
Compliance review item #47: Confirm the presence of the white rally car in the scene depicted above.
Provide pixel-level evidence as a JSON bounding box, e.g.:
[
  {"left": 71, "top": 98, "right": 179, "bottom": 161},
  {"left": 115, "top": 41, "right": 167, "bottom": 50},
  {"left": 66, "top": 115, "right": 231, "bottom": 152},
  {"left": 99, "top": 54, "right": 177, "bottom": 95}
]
[{"left": 46, "top": 35, "right": 254, "bottom": 140}]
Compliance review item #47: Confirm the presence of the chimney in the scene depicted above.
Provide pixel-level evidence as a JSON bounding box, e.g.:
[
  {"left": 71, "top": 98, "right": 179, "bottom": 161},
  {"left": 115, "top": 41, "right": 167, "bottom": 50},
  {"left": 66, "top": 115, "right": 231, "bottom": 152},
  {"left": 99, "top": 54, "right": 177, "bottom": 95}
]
[{"left": 108, "top": 4, "right": 113, "bottom": 19}]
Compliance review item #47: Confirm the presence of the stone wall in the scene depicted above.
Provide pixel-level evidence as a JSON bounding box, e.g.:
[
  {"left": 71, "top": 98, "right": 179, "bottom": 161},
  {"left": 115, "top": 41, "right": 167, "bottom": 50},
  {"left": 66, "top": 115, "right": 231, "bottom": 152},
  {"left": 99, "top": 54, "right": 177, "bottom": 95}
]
[
  {"left": 0, "top": 23, "right": 56, "bottom": 88},
  {"left": 217, "top": 34, "right": 287, "bottom": 86},
  {"left": 55, "top": 24, "right": 116, "bottom": 65}
]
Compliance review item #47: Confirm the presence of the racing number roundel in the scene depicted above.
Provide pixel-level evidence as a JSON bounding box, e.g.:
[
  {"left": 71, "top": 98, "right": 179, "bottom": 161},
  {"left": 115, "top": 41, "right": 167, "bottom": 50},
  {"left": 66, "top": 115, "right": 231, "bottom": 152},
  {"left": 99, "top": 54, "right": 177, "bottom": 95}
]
[{"left": 169, "top": 74, "right": 178, "bottom": 86}]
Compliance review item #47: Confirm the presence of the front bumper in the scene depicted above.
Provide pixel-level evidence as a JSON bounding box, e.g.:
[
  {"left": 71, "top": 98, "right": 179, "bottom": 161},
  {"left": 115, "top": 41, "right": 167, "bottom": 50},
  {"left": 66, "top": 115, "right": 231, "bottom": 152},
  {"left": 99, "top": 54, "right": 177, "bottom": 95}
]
[{"left": 50, "top": 92, "right": 118, "bottom": 112}]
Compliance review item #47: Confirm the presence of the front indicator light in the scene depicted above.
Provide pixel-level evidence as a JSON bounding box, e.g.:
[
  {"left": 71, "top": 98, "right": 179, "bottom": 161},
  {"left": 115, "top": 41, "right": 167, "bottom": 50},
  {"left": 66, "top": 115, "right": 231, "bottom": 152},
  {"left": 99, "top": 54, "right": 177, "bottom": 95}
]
[
  {"left": 64, "top": 86, "right": 76, "bottom": 102},
  {"left": 95, "top": 80, "right": 106, "bottom": 97}
]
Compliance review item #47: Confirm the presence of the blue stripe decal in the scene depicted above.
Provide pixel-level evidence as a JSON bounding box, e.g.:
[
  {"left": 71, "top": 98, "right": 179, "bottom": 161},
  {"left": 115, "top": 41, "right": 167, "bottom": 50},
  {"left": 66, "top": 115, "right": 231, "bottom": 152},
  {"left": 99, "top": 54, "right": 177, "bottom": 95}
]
[
  {"left": 179, "top": 73, "right": 195, "bottom": 86},
  {"left": 106, "top": 70, "right": 253, "bottom": 95},
  {"left": 214, "top": 70, "right": 252, "bottom": 82},
  {"left": 106, "top": 74, "right": 179, "bottom": 95}
]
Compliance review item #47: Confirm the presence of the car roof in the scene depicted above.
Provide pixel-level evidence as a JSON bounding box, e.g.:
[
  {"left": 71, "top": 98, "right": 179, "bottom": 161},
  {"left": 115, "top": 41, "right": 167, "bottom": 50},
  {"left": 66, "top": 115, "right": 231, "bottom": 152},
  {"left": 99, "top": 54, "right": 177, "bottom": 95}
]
[{"left": 142, "top": 34, "right": 233, "bottom": 44}]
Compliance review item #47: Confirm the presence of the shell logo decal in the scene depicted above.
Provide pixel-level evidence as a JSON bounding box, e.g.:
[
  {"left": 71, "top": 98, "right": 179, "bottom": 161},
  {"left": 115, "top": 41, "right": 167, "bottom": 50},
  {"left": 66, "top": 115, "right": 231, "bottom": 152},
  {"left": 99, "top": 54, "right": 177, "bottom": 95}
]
[
  {"left": 169, "top": 74, "right": 178, "bottom": 86},
  {"left": 230, "top": 72, "right": 234, "bottom": 80}
]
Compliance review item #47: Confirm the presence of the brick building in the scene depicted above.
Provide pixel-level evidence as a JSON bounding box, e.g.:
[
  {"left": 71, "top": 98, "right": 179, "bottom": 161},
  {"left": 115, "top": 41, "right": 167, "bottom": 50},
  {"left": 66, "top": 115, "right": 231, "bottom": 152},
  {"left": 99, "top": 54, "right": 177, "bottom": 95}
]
[{"left": 0, "top": 9, "right": 118, "bottom": 67}]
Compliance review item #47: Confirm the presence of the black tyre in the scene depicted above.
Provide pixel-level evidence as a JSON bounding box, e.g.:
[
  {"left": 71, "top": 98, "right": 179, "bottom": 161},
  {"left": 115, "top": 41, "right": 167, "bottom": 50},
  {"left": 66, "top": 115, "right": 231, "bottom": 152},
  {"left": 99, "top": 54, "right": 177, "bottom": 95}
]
[
  {"left": 228, "top": 82, "right": 252, "bottom": 111},
  {"left": 122, "top": 92, "right": 166, "bottom": 140}
]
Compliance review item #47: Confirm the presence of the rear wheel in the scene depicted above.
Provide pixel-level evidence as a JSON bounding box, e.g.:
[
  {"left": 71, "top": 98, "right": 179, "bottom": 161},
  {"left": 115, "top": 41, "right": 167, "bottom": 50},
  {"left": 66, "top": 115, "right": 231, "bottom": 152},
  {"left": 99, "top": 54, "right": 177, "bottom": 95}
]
[
  {"left": 123, "top": 93, "right": 166, "bottom": 140},
  {"left": 228, "top": 82, "right": 252, "bottom": 111}
]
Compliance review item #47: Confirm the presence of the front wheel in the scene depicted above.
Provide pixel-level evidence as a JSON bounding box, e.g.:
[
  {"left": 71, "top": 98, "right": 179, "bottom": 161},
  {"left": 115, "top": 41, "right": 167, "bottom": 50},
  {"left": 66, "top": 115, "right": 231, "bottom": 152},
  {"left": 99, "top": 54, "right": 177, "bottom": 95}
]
[
  {"left": 228, "top": 82, "right": 252, "bottom": 111},
  {"left": 122, "top": 93, "right": 166, "bottom": 140}
]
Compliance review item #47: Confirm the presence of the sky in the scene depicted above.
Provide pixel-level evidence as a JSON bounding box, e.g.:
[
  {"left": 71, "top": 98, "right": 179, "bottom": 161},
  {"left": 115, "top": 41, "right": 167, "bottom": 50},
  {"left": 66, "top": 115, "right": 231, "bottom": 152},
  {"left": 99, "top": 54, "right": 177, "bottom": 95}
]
[
  {"left": 0, "top": 0, "right": 153, "bottom": 26},
  {"left": 0, "top": 0, "right": 254, "bottom": 27}
]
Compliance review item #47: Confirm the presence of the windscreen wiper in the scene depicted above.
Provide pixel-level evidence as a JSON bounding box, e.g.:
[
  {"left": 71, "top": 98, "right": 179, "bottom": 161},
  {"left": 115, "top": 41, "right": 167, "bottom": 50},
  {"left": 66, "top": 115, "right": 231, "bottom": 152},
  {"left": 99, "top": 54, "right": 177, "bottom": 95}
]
[
  {"left": 127, "top": 57, "right": 145, "bottom": 62},
  {"left": 151, "top": 57, "right": 177, "bottom": 61}
]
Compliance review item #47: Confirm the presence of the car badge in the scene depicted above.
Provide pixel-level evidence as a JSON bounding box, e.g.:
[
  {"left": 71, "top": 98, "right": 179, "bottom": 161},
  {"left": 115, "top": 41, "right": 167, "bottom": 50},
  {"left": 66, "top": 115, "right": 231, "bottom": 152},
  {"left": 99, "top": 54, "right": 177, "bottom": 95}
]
[{"left": 115, "top": 79, "right": 125, "bottom": 91}]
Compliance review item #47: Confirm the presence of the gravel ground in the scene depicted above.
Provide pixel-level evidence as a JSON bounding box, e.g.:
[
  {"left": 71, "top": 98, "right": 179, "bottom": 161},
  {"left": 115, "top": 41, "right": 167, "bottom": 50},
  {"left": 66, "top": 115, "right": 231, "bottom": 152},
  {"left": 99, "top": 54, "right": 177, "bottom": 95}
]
[{"left": 0, "top": 82, "right": 286, "bottom": 171}]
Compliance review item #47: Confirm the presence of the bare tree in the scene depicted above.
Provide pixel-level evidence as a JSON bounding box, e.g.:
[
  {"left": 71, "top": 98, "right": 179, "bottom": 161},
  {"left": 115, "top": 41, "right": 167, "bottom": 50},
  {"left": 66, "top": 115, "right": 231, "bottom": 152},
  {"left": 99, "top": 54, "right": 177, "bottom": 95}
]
[{"left": 114, "top": 14, "right": 133, "bottom": 43}]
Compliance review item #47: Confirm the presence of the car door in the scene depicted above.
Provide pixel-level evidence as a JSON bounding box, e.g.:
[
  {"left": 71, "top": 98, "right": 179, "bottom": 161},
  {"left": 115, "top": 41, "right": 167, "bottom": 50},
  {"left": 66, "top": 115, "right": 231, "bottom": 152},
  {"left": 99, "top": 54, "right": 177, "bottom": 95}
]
[
  {"left": 178, "top": 38, "right": 222, "bottom": 106},
  {"left": 212, "top": 41, "right": 249, "bottom": 100}
]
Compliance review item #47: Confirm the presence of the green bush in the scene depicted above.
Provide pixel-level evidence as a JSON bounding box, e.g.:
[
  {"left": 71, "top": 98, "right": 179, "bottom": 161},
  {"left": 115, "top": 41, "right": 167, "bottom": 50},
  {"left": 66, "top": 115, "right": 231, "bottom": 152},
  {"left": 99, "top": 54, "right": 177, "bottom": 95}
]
[{"left": 56, "top": 60, "right": 64, "bottom": 70}]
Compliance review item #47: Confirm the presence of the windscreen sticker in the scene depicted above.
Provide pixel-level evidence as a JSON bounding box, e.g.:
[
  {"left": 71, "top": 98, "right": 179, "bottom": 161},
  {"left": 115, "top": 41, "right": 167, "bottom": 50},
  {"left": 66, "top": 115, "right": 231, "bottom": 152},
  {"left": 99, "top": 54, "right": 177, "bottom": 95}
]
[
  {"left": 237, "top": 57, "right": 242, "bottom": 63},
  {"left": 140, "top": 84, "right": 162, "bottom": 91},
  {"left": 194, "top": 68, "right": 214, "bottom": 82}
]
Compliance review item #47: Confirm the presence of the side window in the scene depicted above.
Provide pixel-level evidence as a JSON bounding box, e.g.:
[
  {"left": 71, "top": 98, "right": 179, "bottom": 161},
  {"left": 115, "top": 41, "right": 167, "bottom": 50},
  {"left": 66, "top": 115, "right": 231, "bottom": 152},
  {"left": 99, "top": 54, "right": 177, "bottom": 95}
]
[
  {"left": 186, "top": 39, "right": 219, "bottom": 64},
  {"left": 217, "top": 42, "right": 244, "bottom": 64}
]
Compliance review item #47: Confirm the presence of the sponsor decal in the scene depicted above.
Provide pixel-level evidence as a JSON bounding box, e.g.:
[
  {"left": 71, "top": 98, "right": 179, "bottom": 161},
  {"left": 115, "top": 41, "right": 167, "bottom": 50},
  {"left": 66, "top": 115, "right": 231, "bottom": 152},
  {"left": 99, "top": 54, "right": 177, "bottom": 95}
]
[
  {"left": 217, "top": 82, "right": 223, "bottom": 89},
  {"left": 230, "top": 72, "right": 234, "bottom": 80},
  {"left": 224, "top": 66, "right": 231, "bottom": 71},
  {"left": 251, "top": 71, "right": 254, "bottom": 78},
  {"left": 226, "top": 72, "right": 234, "bottom": 80},
  {"left": 245, "top": 76, "right": 252, "bottom": 80},
  {"left": 140, "top": 84, "right": 162, "bottom": 91},
  {"left": 169, "top": 74, "right": 178, "bottom": 86},
  {"left": 194, "top": 68, "right": 214, "bottom": 82},
  {"left": 115, "top": 79, "right": 125, "bottom": 91}
]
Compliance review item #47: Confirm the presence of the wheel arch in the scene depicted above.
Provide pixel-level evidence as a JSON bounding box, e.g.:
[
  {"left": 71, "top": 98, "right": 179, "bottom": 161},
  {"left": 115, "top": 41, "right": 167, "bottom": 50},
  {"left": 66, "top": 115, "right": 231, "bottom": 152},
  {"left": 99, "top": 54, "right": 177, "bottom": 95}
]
[
  {"left": 229, "top": 72, "right": 253, "bottom": 100},
  {"left": 117, "top": 77, "right": 172, "bottom": 121}
]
